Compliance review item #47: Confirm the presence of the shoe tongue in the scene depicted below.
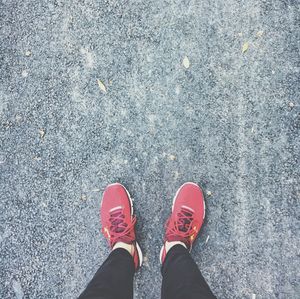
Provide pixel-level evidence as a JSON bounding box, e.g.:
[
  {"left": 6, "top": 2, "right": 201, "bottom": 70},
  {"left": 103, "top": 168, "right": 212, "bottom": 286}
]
[
  {"left": 178, "top": 209, "right": 193, "bottom": 232},
  {"left": 110, "top": 210, "right": 127, "bottom": 233}
]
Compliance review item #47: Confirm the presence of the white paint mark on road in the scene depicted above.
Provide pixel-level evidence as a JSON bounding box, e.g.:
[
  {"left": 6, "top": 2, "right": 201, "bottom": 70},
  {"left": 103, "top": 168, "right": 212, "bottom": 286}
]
[
  {"left": 80, "top": 47, "right": 95, "bottom": 69},
  {"left": 12, "top": 280, "right": 24, "bottom": 299}
]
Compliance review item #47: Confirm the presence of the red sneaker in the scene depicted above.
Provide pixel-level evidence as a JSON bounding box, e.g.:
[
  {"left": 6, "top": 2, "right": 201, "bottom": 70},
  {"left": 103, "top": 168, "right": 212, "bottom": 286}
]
[
  {"left": 100, "top": 183, "right": 143, "bottom": 269},
  {"left": 160, "top": 182, "right": 206, "bottom": 264}
]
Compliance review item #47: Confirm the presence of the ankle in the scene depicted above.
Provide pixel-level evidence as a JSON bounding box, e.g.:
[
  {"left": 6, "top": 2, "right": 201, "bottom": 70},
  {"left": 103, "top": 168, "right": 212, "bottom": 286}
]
[
  {"left": 113, "top": 242, "right": 134, "bottom": 256},
  {"left": 165, "top": 241, "right": 187, "bottom": 254}
]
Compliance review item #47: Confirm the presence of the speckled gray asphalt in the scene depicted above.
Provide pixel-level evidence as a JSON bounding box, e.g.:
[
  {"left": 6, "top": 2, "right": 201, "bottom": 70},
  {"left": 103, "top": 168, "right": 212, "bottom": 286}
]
[{"left": 1, "top": 0, "right": 299, "bottom": 298}]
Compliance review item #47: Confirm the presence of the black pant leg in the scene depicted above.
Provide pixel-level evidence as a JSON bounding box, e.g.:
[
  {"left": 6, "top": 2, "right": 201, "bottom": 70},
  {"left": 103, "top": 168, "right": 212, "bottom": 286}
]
[
  {"left": 78, "top": 248, "right": 135, "bottom": 299},
  {"left": 161, "top": 244, "right": 216, "bottom": 299}
]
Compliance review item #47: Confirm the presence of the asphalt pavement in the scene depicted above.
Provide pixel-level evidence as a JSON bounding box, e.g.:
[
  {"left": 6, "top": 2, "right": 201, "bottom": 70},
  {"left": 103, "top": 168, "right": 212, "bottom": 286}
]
[{"left": 0, "top": 0, "right": 299, "bottom": 298}]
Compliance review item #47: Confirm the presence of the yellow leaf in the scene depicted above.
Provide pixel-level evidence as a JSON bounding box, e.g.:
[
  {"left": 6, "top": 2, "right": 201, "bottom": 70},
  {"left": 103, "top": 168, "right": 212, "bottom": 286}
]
[
  {"left": 182, "top": 56, "right": 190, "bottom": 69},
  {"left": 169, "top": 154, "right": 176, "bottom": 161},
  {"left": 97, "top": 79, "right": 107, "bottom": 93},
  {"left": 256, "top": 30, "right": 263, "bottom": 38},
  {"left": 242, "top": 42, "right": 249, "bottom": 53},
  {"left": 39, "top": 129, "right": 45, "bottom": 139}
]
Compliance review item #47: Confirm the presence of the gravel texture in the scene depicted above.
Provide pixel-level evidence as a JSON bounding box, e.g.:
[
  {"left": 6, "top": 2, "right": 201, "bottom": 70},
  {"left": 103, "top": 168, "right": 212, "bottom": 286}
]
[{"left": 0, "top": 0, "right": 299, "bottom": 298}]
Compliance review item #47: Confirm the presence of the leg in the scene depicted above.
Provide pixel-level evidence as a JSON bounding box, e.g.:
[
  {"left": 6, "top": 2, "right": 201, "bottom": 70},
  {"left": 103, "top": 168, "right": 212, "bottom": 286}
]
[
  {"left": 161, "top": 244, "right": 216, "bottom": 299},
  {"left": 79, "top": 183, "right": 143, "bottom": 299},
  {"left": 160, "top": 183, "right": 216, "bottom": 299},
  {"left": 78, "top": 248, "right": 135, "bottom": 299}
]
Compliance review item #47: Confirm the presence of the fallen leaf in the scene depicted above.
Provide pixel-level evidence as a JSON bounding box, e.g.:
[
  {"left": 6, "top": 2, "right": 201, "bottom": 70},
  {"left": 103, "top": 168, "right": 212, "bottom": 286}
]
[
  {"left": 22, "top": 70, "right": 28, "bottom": 77},
  {"left": 97, "top": 79, "right": 107, "bottom": 93},
  {"left": 242, "top": 42, "right": 249, "bottom": 53},
  {"left": 81, "top": 194, "right": 87, "bottom": 201},
  {"left": 39, "top": 129, "right": 45, "bottom": 139},
  {"left": 169, "top": 154, "right": 176, "bottom": 161},
  {"left": 25, "top": 50, "right": 32, "bottom": 57},
  {"left": 256, "top": 30, "right": 263, "bottom": 38},
  {"left": 289, "top": 102, "right": 295, "bottom": 108},
  {"left": 182, "top": 56, "right": 190, "bottom": 69}
]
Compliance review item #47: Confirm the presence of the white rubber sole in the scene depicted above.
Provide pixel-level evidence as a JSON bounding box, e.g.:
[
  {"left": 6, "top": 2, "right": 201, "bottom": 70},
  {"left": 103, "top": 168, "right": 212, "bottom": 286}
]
[
  {"left": 103, "top": 183, "right": 143, "bottom": 268},
  {"left": 135, "top": 242, "right": 143, "bottom": 268},
  {"left": 159, "top": 245, "right": 164, "bottom": 264},
  {"left": 160, "top": 182, "right": 206, "bottom": 263}
]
